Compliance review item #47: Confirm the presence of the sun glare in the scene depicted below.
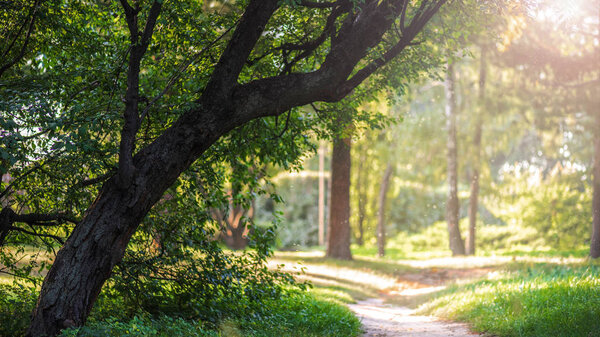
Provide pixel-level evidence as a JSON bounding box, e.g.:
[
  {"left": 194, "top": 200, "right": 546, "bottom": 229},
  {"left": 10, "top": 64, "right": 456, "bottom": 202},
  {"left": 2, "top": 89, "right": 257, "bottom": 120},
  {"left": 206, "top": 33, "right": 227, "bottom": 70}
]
[{"left": 532, "top": 0, "right": 588, "bottom": 24}]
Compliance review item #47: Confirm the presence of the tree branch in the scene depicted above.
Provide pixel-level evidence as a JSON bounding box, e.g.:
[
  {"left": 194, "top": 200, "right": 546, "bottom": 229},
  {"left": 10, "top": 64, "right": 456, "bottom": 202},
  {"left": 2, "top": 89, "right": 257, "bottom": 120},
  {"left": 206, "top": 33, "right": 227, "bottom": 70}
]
[
  {"left": 117, "top": 0, "right": 163, "bottom": 187},
  {"left": 202, "top": 0, "right": 280, "bottom": 99},
  {"left": 0, "top": 0, "right": 40, "bottom": 78}
]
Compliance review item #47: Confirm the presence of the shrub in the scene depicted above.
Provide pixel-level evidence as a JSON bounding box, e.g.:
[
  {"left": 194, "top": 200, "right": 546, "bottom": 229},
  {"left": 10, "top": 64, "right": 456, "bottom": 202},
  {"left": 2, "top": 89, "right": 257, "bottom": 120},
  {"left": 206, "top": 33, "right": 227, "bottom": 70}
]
[{"left": 0, "top": 283, "right": 37, "bottom": 337}]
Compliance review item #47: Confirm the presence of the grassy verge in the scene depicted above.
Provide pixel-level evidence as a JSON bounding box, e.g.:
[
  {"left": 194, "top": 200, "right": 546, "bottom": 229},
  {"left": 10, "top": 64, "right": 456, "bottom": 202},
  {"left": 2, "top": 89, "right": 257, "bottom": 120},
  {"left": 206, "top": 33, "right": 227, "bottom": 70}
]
[
  {"left": 417, "top": 262, "right": 600, "bottom": 337},
  {"left": 0, "top": 282, "right": 360, "bottom": 337}
]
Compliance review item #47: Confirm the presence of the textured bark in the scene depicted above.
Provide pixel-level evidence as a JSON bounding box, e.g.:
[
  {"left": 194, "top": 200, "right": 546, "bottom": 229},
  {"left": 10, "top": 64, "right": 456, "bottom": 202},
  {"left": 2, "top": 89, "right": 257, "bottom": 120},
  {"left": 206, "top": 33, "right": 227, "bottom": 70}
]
[
  {"left": 591, "top": 110, "right": 600, "bottom": 258},
  {"left": 445, "top": 62, "right": 465, "bottom": 256},
  {"left": 25, "top": 0, "right": 446, "bottom": 334},
  {"left": 376, "top": 163, "right": 393, "bottom": 257},
  {"left": 467, "top": 47, "right": 486, "bottom": 256},
  {"left": 327, "top": 126, "right": 352, "bottom": 260}
]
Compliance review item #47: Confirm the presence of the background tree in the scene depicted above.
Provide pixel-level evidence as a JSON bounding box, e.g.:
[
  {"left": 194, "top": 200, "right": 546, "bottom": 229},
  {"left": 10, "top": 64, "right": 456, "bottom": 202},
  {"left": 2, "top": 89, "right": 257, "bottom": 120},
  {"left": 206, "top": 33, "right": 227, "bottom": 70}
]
[{"left": 445, "top": 62, "right": 466, "bottom": 255}]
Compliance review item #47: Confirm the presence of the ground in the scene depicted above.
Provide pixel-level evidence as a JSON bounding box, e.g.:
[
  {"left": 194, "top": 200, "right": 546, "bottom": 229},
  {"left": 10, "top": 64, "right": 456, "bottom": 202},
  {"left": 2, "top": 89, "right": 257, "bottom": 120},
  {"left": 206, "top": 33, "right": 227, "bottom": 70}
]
[{"left": 270, "top": 252, "right": 586, "bottom": 337}]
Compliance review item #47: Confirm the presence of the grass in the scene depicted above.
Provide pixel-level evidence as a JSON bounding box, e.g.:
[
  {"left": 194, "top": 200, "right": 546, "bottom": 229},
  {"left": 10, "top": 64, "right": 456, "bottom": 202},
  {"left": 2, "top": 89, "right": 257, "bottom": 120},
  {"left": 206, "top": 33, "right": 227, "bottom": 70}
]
[
  {"left": 417, "top": 261, "right": 600, "bottom": 337},
  {"left": 56, "top": 291, "right": 361, "bottom": 337},
  {"left": 3, "top": 242, "right": 598, "bottom": 337},
  {"left": 0, "top": 247, "right": 362, "bottom": 337},
  {"left": 275, "top": 247, "right": 600, "bottom": 337}
]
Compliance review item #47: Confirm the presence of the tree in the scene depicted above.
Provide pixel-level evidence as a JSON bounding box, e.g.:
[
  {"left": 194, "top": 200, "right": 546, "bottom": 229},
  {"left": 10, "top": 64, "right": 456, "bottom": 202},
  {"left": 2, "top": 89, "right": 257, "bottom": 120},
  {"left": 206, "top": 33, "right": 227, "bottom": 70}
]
[
  {"left": 0, "top": 0, "right": 448, "bottom": 335},
  {"left": 376, "top": 163, "right": 394, "bottom": 257},
  {"left": 496, "top": 0, "right": 599, "bottom": 256},
  {"left": 466, "top": 45, "right": 487, "bottom": 255},
  {"left": 326, "top": 112, "right": 353, "bottom": 260},
  {"left": 445, "top": 62, "right": 466, "bottom": 255}
]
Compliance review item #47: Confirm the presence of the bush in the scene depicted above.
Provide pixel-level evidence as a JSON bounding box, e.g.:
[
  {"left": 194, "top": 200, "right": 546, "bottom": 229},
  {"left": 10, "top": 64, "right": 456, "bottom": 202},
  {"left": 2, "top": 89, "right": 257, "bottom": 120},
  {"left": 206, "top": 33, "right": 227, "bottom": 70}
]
[{"left": 0, "top": 283, "right": 37, "bottom": 337}]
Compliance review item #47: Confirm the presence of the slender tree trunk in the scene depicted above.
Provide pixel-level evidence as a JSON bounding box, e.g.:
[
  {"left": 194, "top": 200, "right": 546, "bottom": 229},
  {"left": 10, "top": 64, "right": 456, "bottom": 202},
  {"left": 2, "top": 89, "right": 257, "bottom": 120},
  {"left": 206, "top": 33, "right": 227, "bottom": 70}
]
[
  {"left": 591, "top": 109, "right": 600, "bottom": 258},
  {"left": 376, "top": 163, "right": 393, "bottom": 257},
  {"left": 326, "top": 118, "right": 352, "bottom": 260},
  {"left": 590, "top": 6, "right": 600, "bottom": 259},
  {"left": 467, "top": 47, "right": 486, "bottom": 256},
  {"left": 318, "top": 145, "right": 326, "bottom": 246},
  {"left": 355, "top": 147, "right": 366, "bottom": 246},
  {"left": 445, "top": 62, "right": 465, "bottom": 256}
]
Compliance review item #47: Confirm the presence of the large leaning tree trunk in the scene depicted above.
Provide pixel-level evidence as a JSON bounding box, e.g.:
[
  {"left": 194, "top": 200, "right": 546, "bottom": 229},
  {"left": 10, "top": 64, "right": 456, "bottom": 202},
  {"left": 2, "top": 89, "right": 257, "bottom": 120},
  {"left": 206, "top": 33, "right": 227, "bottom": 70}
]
[
  {"left": 466, "top": 46, "right": 486, "bottom": 256},
  {"left": 445, "top": 62, "right": 465, "bottom": 256},
  {"left": 591, "top": 107, "right": 600, "bottom": 258},
  {"left": 376, "top": 163, "right": 393, "bottom": 257},
  {"left": 326, "top": 114, "right": 353, "bottom": 260},
  {"left": 24, "top": 1, "right": 446, "bottom": 335}
]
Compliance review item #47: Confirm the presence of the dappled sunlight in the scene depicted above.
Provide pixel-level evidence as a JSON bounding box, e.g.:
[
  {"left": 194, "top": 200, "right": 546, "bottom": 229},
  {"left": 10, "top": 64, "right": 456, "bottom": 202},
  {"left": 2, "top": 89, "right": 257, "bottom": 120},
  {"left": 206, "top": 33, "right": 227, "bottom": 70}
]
[
  {"left": 269, "top": 257, "right": 401, "bottom": 291},
  {"left": 348, "top": 298, "right": 476, "bottom": 337}
]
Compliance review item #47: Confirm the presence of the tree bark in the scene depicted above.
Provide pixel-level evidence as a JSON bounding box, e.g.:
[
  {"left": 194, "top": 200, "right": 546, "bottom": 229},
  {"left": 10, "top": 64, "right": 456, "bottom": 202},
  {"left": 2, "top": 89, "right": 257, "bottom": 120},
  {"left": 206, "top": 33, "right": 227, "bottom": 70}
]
[
  {"left": 591, "top": 109, "right": 600, "bottom": 258},
  {"left": 376, "top": 163, "right": 393, "bottom": 257},
  {"left": 445, "top": 62, "right": 465, "bottom": 256},
  {"left": 326, "top": 119, "right": 352, "bottom": 260},
  {"left": 24, "top": 1, "right": 446, "bottom": 334},
  {"left": 467, "top": 46, "right": 486, "bottom": 256}
]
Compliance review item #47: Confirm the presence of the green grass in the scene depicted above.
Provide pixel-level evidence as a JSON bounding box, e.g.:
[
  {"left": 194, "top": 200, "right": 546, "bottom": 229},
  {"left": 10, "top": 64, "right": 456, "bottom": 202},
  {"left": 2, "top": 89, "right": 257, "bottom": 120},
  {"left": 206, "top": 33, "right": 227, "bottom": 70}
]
[
  {"left": 417, "top": 262, "right": 600, "bottom": 337},
  {"left": 57, "top": 291, "right": 360, "bottom": 337},
  {"left": 237, "top": 291, "right": 361, "bottom": 337},
  {"left": 0, "top": 281, "right": 360, "bottom": 337}
]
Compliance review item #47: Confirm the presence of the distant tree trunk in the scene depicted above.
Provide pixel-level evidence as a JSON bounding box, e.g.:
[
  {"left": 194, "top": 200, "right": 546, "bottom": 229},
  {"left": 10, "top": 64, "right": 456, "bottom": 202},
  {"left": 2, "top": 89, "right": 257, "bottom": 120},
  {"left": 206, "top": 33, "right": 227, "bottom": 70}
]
[
  {"left": 591, "top": 109, "right": 600, "bottom": 258},
  {"left": 467, "top": 46, "right": 486, "bottom": 256},
  {"left": 327, "top": 117, "right": 352, "bottom": 260},
  {"left": 355, "top": 148, "right": 366, "bottom": 246},
  {"left": 445, "top": 62, "right": 465, "bottom": 256},
  {"left": 376, "top": 163, "right": 393, "bottom": 257},
  {"left": 591, "top": 6, "right": 600, "bottom": 259},
  {"left": 216, "top": 188, "right": 251, "bottom": 250},
  {"left": 318, "top": 145, "right": 326, "bottom": 246}
]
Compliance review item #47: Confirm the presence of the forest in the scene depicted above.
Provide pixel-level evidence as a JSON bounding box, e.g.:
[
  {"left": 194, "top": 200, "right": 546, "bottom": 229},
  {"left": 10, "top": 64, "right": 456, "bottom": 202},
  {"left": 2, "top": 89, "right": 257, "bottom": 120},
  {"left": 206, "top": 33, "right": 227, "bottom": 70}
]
[{"left": 0, "top": 0, "right": 598, "bottom": 336}]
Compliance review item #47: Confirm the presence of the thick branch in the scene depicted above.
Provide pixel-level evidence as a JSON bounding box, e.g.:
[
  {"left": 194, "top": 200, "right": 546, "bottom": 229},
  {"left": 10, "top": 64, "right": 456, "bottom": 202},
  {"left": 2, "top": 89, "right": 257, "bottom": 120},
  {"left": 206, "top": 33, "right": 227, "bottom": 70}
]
[
  {"left": 0, "top": 208, "right": 77, "bottom": 246},
  {"left": 117, "top": 0, "right": 162, "bottom": 187},
  {"left": 202, "top": 0, "right": 280, "bottom": 99},
  {"left": 339, "top": 0, "right": 445, "bottom": 93}
]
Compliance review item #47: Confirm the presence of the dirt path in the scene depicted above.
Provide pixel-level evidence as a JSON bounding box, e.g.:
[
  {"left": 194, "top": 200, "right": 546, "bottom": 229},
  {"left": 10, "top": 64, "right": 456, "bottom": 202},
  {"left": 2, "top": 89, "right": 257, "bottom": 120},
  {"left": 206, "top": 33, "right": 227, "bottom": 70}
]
[
  {"left": 271, "top": 253, "right": 495, "bottom": 337},
  {"left": 348, "top": 298, "right": 477, "bottom": 337}
]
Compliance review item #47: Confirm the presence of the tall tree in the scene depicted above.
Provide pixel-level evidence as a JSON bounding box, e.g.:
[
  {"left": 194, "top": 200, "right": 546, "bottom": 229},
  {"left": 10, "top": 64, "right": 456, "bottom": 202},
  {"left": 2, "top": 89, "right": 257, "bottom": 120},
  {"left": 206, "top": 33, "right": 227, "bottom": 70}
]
[
  {"left": 376, "top": 163, "right": 394, "bottom": 257},
  {"left": 318, "top": 144, "right": 327, "bottom": 246},
  {"left": 327, "top": 113, "right": 353, "bottom": 260},
  {"left": 591, "top": 103, "right": 600, "bottom": 258},
  {"left": 445, "top": 62, "right": 466, "bottom": 255},
  {"left": 354, "top": 147, "right": 367, "bottom": 246},
  {"left": 589, "top": 3, "right": 600, "bottom": 259},
  {"left": 466, "top": 46, "right": 487, "bottom": 255},
  {"left": 1, "top": 0, "right": 448, "bottom": 335}
]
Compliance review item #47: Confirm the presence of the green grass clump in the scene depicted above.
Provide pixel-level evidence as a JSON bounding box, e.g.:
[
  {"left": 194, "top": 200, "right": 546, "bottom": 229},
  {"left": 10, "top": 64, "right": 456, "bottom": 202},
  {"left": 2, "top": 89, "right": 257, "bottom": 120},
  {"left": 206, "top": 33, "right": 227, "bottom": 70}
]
[
  {"left": 0, "top": 286, "right": 358, "bottom": 337},
  {"left": 237, "top": 291, "right": 361, "bottom": 337},
  {"left": 418, "top": 263, "right": 600, "bottom": 337},
  {"left": 61, "top": 291, "right": 360, "bottom": 337},
  {"left": 59, "top": 316, "right": 219, "bottom": 337}
]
